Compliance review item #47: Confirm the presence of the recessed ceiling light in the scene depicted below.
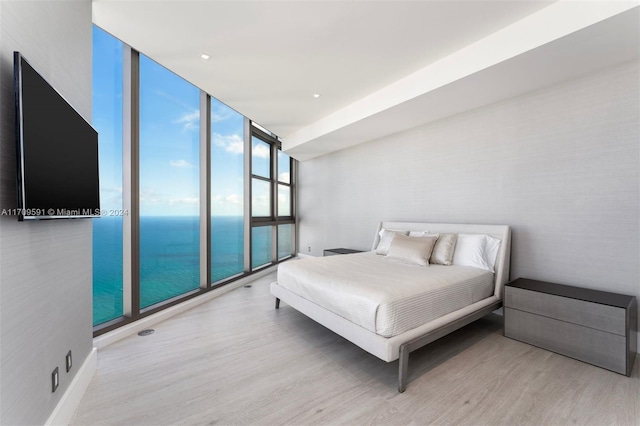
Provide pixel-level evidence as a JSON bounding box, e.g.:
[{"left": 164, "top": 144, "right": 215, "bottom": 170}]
[
  {"left": 200, "top": 53, "right": 211, "bottom": 60},
  {"left": 313, "top": 93, "right": 321, "bottom": 98}
]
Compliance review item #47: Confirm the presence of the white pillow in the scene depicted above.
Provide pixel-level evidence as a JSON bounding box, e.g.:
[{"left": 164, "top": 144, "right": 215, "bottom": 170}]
[
  {"left": 386, "top": 234, "right": 438, "bottom": 266},
  {"left": 374, "top": 229, "right": 409, "bottom": 255},
  {"left": 484, "top": 236, "right": 501, "bottom": 270},
  {"left": 408, "top": 230, "right": 430, "bottom": 237},
  {"left": 452, "top": 234, "right": 501, "bottom": 272},
  {"left": 430, "top": 233, "right": 457, "bottom": 265}
]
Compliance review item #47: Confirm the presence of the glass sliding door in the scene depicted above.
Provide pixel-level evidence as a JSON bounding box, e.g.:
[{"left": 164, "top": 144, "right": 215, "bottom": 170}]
[
  {"left": 138, "top": 55, "right": 200, "bottom": 308},
  {"left": 92, "top": 26, "right": 124, "bottom": 326},
  {"left": 210, "top": 99, "right": 245, "bottom": 282}
]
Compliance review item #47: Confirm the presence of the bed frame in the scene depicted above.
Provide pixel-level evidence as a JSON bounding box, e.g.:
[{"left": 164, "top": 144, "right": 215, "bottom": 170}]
[{"left": 270, "top": 222, "right": 511, "bottom": 392}]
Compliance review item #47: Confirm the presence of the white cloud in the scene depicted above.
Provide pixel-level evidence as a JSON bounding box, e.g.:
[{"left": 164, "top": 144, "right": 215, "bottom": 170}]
[
  {"left": 211, "top": 134, "right": 274, "bottom": 160},
  {"left": 211, "top": 193, "right": 242, "bottom": 205},
  {"left": 278, "top": 172, "right": 290, "bottom": 183},
  {"left": 211, "top": 105, "right": 234, "bottom": 123},
  {"left": 211, "top": 193, "right": 243, "bottom": 216},
  {"left": 138, "top": 186, "right": 200, "bottom": 215},
  {"left": 174, "top": 109, "right": 199, "bottom": 131},
  {"left": 252, "top": 143, "right": 270, "bottom": 159},
  {"left": 252, "top": 193, "right": 270, "bottom": 216},
  {"left": 139, "top": 187, "right": 163, "bottom": 205},
  {"left": 170, "top": 159, "right": 196, "bottom": 168},
  {"left": 99, "top": 186, "right": 123, "bottom": 211},
  {"left": 225, "top": 194, "right": 241, "bottom": 205},
  {"left": 169, "top": 197, "right": 199, "bottom": 206},
  {"left": 212, "top": 133, "right": 243, "bottom": 155}
]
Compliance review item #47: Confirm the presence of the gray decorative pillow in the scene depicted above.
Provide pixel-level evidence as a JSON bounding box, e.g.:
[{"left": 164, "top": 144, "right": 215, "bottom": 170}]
[
  {"left": 386, "top": 234, "right": 438, "bottom": 266},
  {"left": 430, "top": 233, "right": 458, "bottom": 265},
  {"left": 374, "top": 229, "right": 409, "bottom": 255}
]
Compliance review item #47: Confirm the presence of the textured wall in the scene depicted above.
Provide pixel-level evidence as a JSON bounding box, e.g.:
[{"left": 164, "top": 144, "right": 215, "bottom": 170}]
[
  {"left": 298, "top": 60, "right": 639, "bottom": 339},
  {"left": 0, "top": 1, "right": 94, "bottom": 425}
]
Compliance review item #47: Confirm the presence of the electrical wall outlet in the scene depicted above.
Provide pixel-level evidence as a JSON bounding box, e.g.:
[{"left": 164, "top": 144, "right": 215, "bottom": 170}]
[
  {"left": 307, "top": 246, "right": 311, "bottom": 252},
  {"left": 52, "top": 367, "right": 59, "bottom": 392},
  {"left": 66, "top": 350, "right": 72, "bottom": 372}
]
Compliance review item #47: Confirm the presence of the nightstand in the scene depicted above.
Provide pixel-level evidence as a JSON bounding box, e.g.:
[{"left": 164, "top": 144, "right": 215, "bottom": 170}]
[
  {"left": 504, "top": 278, "right": 637, "bottom": 376},
  {"left": 323, "top": 248, "right": 364, "bottom": 256}
]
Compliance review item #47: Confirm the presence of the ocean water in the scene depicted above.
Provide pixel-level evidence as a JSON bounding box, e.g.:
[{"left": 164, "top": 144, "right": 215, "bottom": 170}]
[{"left": 92, "top": 216, "right": 290, "bottom": 326}]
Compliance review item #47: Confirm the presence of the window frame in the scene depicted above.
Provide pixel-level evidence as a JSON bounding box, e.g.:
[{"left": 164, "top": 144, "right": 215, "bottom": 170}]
[{"left": 249, "top": 124, "right": 295, "bottom": 268}]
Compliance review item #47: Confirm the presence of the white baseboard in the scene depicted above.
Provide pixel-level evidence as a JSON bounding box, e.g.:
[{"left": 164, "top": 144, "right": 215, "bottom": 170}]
[
  {"left": 45, "top": 347, "right": 97, "bottom": 426},
  {"left": 296, "top": 252, "right": 315, "bottom": 259}
]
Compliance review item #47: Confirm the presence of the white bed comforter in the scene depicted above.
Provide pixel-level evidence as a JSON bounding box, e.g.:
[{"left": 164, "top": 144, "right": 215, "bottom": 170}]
[{"left": 277, "top": 252, "right": 494, "bottom": 337}]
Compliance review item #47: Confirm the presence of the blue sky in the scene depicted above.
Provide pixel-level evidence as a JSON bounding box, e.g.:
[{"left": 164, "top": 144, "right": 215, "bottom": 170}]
[{"left": 92, "top": 26, "right": 273, "bottom": 217}]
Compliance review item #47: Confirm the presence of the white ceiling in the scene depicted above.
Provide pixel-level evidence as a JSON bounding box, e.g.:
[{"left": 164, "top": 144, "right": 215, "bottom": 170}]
[{"left": 92, "top": 1, "right": 639, "bottom": 160}]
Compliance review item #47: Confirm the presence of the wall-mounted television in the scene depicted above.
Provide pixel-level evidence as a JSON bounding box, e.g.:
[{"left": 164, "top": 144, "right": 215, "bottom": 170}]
[{"left": 14, "top": 52, "right": 100, "bottom": 220}]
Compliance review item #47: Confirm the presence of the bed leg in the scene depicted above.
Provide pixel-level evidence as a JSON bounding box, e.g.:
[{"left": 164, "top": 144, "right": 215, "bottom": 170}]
[
  {"left": 275, "top": 298, "right": 280, "bottom": 309},
  {"left": 398, "top": 344, "right": 409, "bottom": 393}
]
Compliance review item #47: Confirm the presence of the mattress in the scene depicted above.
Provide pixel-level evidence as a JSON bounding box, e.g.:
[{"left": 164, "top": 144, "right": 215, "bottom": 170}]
[{"left": 277, "top": 252, "right": 494, "bottom": 337}]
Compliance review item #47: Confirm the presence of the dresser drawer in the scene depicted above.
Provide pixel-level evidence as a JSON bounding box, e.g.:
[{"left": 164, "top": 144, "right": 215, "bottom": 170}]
[
  {"left": 504, "top": 278, "right": 636, "bottom": 376},
  {"left": 505, "top": 286, "right": 626, "bottom": 336},
  {"left": 505, "top": 307, "right": 627, "bottom": 374}
]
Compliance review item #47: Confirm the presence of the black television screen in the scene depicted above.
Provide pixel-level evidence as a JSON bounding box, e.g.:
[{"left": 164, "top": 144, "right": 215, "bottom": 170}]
[{"left": 14, "top": 52, "right": 100, "bottom": 220}]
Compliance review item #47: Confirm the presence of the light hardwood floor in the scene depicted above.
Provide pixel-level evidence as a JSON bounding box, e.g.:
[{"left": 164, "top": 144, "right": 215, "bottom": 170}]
[{"left": 72, "top": 271, "right": 639, "bottom": 425}]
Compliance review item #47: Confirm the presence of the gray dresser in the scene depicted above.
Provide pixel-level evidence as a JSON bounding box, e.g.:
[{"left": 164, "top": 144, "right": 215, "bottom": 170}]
[{"left": 504, "top": 278, "right": 637, "bottom": 376}]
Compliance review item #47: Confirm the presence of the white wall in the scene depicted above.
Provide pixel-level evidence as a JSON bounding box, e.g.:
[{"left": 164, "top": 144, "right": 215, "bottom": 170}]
[
  {"left": 0, "top": 1, "right": 94, "bottom": 424},
  {"left": 298, "top": 59, "right": 639, "bottom": 336}
]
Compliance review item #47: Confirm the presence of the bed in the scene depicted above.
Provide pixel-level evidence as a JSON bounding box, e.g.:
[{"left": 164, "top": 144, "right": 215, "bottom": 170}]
[{"left": 270, "top": 222, "right": 511, "bottom": 392}]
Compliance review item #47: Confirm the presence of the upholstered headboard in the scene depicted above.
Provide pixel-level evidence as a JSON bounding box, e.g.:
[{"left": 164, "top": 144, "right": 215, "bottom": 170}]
[{"left": 372, "top": 222, "right": 512, "bottom": 300}]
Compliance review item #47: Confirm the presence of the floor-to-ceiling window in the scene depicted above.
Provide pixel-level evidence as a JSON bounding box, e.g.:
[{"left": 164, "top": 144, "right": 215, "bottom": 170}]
[
  {"left": 92, "top": 26, "right": 124, "bottom": 326},
  {"left": 210, "top": 99, "right": 244, "bottom": 283},
  {"left": 138, "top": 55, "right": 201, "bottom": 308},
  {"left": 92, "top": 26, "right": 296, "bottom": 334},
  {"left": 250, "top": 127, "right": 295, "bottom": 269}
]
